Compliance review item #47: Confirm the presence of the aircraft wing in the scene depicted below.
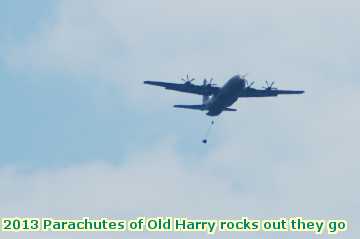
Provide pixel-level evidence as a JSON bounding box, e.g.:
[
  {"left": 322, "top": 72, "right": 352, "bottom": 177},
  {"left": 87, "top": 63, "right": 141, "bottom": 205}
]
[
  {"left": 144, "top": 81, "right": 220, "bottom": 96},
  {"left": 238, "top": 88, "right": 305, "bottom": 98}
]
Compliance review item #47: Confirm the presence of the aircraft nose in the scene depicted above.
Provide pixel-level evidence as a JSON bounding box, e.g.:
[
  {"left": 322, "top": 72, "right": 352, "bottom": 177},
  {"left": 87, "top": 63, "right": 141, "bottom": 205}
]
[
  {"left": 232, "top": 75, "right": 241, "bottom": 80},
  {"left": 230, "top": 75, "right": 246, "bottom": 88}
]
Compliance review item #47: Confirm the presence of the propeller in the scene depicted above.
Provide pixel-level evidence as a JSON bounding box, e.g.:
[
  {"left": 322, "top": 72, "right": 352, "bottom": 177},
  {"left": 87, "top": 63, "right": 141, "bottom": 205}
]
[
  {"left": 181, "top": 74, "right": 195, "bottom": 84},
  {"left": 239, "top": 73, "right": 254, "bottom": 88},
  {"left": 203, "top": 78, "right": 207, "bottom": 86},
  {"left": 203, "top": 78, "right": 216, "bottom": 87},
  {"left": 263, "top": 81, "right": 278, "bottom": 90},
  {"left": 245, "top": 80, "right": 255, "bottom": 88},
  {"left": 208, "top": 78, "right": 216, "bottom": 86},
  {"left": 239, "top": 73, "right": 255, "bottom": 89}
]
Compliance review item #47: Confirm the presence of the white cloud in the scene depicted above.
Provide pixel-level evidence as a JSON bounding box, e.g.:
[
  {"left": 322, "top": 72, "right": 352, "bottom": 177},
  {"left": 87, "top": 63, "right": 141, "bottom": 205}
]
[
  {"left": 1, "top": 131, "right": 358, "bottom": 238},
  {"left": 5, "top": 0, "right": 360, "bottom": 103}
]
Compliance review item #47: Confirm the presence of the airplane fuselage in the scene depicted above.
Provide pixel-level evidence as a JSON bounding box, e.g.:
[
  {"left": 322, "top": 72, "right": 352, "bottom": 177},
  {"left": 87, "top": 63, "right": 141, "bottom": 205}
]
[
  {"left": 206, "top": 75, "right": 245, "bottom": 116},
  {"left": 144, "top": 74, "right": 304, "bottom": 117}
]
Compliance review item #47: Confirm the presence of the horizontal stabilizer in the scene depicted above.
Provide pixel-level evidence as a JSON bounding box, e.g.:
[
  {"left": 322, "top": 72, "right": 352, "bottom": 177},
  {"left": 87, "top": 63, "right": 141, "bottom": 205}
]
[
  {"left": 173, "top": 104, "right": 206, "bottom": 111},
  {"left": 224, "top": 107, "right": 237, "bottom": 111}
]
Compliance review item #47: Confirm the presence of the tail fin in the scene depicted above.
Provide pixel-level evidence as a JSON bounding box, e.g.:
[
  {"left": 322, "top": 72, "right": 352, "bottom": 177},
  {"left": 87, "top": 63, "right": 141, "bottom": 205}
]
[
  {"left": 203, "top": 95, "right": 209, "bottom": 104},
  {"left": 202, "top": 79, "right": 210, "bottom": 104}
]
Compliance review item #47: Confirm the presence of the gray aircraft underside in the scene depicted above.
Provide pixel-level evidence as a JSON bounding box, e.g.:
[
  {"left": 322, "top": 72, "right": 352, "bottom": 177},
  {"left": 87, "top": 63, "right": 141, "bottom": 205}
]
[{"left": 144, "top": 74, "right": 304, "bottom": 116}]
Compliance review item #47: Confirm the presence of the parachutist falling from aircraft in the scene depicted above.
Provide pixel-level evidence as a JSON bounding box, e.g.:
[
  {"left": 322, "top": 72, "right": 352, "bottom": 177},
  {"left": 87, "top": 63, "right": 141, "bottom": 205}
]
[
  {"left": 202, "top": 120, "right": 215, "bottom": 144},
  {"left": 144, "top": 74, "right": 305, "bottom": 143}
]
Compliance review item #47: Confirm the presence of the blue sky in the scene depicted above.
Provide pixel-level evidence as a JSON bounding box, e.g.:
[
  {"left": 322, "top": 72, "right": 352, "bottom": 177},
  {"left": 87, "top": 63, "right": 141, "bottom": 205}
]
[
  {"left": 0, "top": 0, "right": 359, "bottom": 238},
  {"left": 1, "top": 1, "right": 58, "bottom": 166},
  {"left": 0, "top": 1, "right": 212, "bottom": 167}
]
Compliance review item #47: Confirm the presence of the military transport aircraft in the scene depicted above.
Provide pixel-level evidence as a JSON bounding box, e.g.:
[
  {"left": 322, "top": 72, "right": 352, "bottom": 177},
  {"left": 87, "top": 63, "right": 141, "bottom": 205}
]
[{"left": 144, "top": 74, "right": 304, "bottom": 117}]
